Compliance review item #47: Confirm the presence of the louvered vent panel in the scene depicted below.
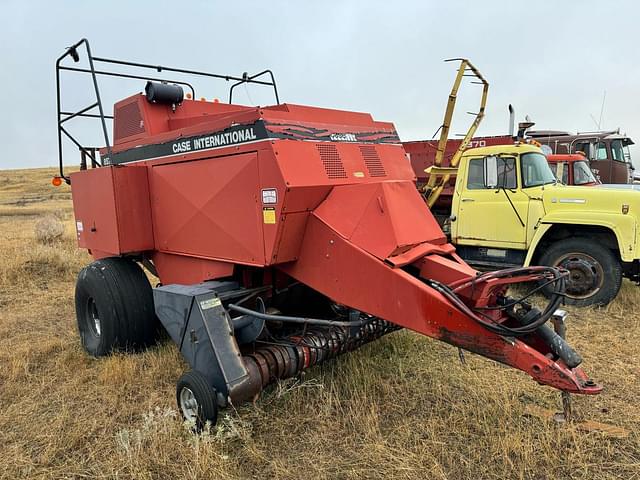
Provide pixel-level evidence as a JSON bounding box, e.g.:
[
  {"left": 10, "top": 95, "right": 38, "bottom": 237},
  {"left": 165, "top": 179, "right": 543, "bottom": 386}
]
[
  {"left": 317, "top": 144, "right": 347, "bottom": 179},
  {"left": 360, "top": 145, "right": 386, "bottom": 177},
  {"left": 114, "top": 101, "right": 144, "bottom": 141}
]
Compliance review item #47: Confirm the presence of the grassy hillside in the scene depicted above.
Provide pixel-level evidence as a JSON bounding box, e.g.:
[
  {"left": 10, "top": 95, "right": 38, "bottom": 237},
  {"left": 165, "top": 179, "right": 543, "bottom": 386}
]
[{"left": 0, "top": 168, "right": 638, "bottom": 479}]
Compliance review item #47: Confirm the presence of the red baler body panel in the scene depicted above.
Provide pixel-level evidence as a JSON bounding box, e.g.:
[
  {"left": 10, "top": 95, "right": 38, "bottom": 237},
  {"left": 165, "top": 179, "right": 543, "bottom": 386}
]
[
  {"left": 149, "top": 152, "right": 265, "bottom": 265},
  {"left": 71, "top": 165, "right": 154, "bottom": 257}
]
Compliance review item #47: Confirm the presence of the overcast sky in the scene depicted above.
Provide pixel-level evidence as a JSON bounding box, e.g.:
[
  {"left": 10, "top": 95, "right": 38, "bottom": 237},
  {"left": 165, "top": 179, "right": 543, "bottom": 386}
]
[{"left": 1, "top": 0, "right": 639, "bottom": 170}]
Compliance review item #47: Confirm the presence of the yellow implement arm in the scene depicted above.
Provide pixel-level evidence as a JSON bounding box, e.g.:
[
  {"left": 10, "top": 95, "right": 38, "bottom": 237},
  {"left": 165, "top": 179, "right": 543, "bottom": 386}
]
[{"left": 424, "top": 59, "right": 489, "bottom": 207}]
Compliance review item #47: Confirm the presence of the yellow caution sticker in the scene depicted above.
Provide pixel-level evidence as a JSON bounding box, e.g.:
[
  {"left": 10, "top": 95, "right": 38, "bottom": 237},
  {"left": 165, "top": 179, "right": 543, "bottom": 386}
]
[
  {"left": 263, "top": 207, "right": 276, "bottom": 224},
  {"left": 353, "top": 171, "right": 365, "bottom": 178}
]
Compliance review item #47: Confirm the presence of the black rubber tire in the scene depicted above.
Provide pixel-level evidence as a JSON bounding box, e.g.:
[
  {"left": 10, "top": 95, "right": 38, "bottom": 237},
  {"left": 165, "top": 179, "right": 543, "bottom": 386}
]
[
  {"left": 176, "top": 370, "right": 219, "bottom": 432},
  {"left": 538, "top": 237, "right": 622, "bottom": 307},
  {"left": 75, "top": 257, "right": 157, "bottom": 356}
]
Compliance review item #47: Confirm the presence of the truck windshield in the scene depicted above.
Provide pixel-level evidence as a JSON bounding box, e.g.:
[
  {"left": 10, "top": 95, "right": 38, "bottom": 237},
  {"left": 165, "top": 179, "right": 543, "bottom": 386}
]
[
  {"left": 573, "top": 160, "right": 598, "bottom": 185},
  {"left": 521, "top": 152, "right": 557, "bottom": 187}
]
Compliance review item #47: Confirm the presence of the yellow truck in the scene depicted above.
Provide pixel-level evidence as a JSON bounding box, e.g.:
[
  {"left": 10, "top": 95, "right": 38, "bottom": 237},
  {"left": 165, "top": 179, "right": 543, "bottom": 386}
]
[
  {"left": 417, "top": 142, "right": 640, "bottom": 306},
  {"left": 409, "top": 59, "right": 638, "bottom": 306}
]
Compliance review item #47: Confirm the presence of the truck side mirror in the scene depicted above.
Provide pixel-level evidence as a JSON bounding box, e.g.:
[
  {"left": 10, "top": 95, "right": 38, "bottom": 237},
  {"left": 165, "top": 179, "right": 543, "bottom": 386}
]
[
  {"left": 588, "top": 143, "right": 595, "bottom": 161},
  {"left": 484, "top": 156, "right": 499, "bottom": 188}
]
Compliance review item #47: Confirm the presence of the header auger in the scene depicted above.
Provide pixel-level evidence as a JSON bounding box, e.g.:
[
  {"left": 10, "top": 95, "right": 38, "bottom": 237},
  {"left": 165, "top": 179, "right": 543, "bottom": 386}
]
[{"left": 57, "top": 40, "right": 600, "bottom": 430}]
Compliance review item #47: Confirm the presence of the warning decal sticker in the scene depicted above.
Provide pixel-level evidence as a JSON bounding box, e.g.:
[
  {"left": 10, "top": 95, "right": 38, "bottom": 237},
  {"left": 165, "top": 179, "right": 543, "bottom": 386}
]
[{"left": 263, "top": 207, "right": 276, "bottom": 224}]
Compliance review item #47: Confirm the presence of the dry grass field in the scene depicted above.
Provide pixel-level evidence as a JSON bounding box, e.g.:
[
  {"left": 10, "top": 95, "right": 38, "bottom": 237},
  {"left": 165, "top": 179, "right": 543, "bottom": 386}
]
[{"left": 0, "top": 167, "right": 639, "bottom": 479}]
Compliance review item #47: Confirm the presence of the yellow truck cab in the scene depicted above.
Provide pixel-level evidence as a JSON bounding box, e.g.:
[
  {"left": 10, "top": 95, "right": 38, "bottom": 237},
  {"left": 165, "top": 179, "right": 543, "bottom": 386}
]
[{"left": 446, "top": 143, "right": 640, "bottom": 306}]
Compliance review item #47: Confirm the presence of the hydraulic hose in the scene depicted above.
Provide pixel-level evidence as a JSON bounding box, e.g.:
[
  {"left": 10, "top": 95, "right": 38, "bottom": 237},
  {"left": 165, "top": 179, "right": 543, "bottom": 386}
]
[{"left": 425, "top": 266, "right": 568, "bottom": 337}]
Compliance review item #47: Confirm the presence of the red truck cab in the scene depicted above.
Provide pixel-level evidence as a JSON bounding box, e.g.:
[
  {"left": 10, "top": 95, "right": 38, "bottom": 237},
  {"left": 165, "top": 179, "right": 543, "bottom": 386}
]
[{"left": 546, "top": 153, "right": 600, "bottom": 186}]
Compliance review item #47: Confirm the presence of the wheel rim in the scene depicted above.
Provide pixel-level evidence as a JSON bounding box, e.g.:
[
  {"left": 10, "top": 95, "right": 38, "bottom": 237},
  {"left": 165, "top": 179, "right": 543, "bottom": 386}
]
[
  {"left": 86, "top": 298, "right": 101, "bottom": 337},
  {"left": 179, "top": 387, "right": 199, "bottom": 422},
  {"left": 555, "top": 252, "right": 604, "bottom": 299}
]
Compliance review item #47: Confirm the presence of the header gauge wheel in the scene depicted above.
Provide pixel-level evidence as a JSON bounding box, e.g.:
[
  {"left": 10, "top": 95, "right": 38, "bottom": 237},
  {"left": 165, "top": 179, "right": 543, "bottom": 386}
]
[{"left": 176, "top": 370, "right": 219, "bottom": 432}]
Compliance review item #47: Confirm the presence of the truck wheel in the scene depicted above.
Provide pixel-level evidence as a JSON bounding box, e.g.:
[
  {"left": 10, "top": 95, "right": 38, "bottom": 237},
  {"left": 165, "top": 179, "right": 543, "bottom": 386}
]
[
  {"left": 176, "top": 370, "right": 219, "bottom": 431},
  {"left": 75, "top": 257, "right": 157, "bottom": 356},
  {"left": 539, "top": 238, "right": 622, "bottom": 307}
]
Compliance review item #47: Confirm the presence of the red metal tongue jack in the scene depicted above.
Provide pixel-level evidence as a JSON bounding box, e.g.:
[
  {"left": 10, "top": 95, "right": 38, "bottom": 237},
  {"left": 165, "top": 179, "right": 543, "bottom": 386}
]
[{"left": 57, "top": 39, "right": 600, "bottom": 430}]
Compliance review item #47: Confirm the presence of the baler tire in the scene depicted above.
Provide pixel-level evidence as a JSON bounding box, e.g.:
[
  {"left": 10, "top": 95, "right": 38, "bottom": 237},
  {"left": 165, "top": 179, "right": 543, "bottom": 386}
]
[
  {"left": 115, "top": 258, "right": 159, "bottom": 347},
  {"left": 538, "top": 238, "right": 622, "bottom": 307},
  {"left": 176, "top": 370, "right": 219, "bottom": 432},
  {"left": 75, "top": 257, "right": 157, "bottom": 356}
]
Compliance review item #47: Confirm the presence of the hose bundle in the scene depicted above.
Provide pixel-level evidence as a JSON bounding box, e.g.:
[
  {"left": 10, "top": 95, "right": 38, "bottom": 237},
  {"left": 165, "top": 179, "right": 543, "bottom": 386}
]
[{"left": 425, "top": 266, "right": 568, "bottom": 337}]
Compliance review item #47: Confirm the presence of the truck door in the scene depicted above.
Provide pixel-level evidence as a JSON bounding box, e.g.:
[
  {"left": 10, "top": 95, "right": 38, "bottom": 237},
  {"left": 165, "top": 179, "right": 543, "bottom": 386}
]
[
  {"left": 575, "top": 139, "right": 609, "bottom": 183},
  {"left": 609, "top": 139, "right": 633, "bottom": 184},
  {"left": 453, "top": 155, "right": 528, "bottom": 249}
]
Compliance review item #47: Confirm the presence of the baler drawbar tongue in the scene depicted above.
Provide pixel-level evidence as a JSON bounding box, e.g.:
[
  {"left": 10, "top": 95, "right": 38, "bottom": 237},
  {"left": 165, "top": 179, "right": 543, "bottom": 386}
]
[{"left": 281, "top": 181, "right": 601, "bottom": 395}]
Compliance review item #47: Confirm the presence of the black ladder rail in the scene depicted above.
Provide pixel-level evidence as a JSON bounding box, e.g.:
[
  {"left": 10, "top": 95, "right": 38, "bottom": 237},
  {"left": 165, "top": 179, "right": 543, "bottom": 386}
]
[{"left": 56, "top": 38, "right": 280, "bottom": 184}]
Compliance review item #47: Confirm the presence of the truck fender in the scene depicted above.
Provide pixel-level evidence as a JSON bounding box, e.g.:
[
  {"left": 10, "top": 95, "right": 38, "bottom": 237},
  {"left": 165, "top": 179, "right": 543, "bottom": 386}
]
[
  {"left": 524, "top": 215, "right": 636, "bottom": 265},
  {"left": 524, "top": 223, "right": 552, "bottom": 266}
]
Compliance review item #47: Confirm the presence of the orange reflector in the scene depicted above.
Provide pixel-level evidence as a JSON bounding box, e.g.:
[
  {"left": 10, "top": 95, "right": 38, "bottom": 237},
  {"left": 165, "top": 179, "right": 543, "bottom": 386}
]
[
  {"left": 213, "top": 98, "right": 219, "bottom": 103},
  {"left": 185, "top": 93, "right": 192, "bottom": 99},
  {"left": 200, "top": 97, "right": 206, "bottom": 101},
  {"left": 52, "top": 176, "right": 63, "bottom": 187}
]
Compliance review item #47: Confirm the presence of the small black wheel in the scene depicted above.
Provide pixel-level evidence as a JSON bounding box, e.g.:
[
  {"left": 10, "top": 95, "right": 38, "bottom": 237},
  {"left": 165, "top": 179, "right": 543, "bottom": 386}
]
[
  {"left": 176, "top": 370, "right": 219, "bottom": 431},
  {"left": 75, "top": 257, "right": 158, "bottom": 356},
  {"left": 539, "top": 237, "right": 622, "bottom": 306}
]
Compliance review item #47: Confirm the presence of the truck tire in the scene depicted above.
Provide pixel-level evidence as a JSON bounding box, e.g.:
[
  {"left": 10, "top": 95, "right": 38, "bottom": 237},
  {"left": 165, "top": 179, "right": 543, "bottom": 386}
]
[
  {"left": 176, "top": 370, "right": 219, "bottom": 431},
  {"left": 538, "top": 238, "right": 622, "bottom": 307},
  {"left": 75, "top": 257, "right": 157, "bottom": 356}
]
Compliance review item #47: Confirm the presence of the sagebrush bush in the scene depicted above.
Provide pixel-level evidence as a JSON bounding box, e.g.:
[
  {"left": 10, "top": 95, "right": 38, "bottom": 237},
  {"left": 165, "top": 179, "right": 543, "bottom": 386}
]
[{"left": 34, "top": 215, "right": 64, "bottom": 244}]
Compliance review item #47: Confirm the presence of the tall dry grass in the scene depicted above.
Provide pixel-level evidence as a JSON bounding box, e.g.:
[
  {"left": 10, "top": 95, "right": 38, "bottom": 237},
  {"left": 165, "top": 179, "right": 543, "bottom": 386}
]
[{"left": 0, "top": 168, "right": 638, "bottom": 479}]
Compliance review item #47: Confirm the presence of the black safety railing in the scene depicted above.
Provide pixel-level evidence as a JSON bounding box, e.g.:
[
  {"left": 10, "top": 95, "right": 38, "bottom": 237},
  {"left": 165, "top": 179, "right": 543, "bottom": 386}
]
[{"left": 56, "top": 38, "right": 280, "bottom": 184}]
